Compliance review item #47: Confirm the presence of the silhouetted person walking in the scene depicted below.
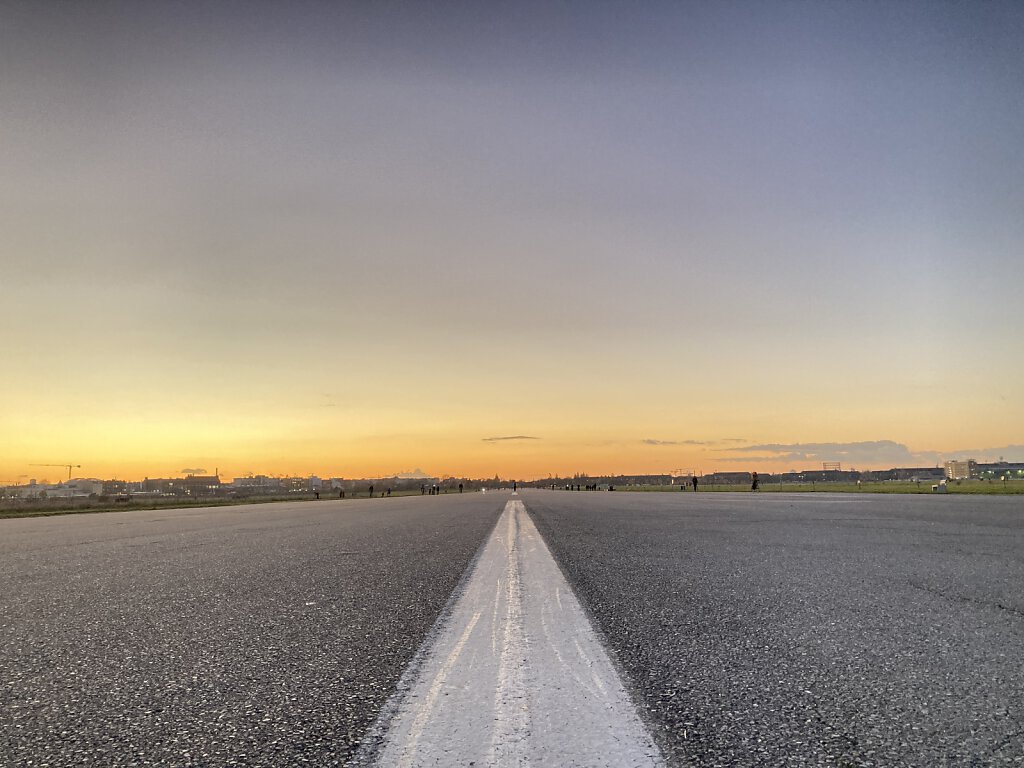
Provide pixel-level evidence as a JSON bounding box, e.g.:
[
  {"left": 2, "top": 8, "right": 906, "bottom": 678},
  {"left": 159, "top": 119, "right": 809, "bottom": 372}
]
[
  {"left": 459, "top": 483, "right": 463, "bottom": 493},
  {"left": 751, "top": 472, "right": 759, "bottom": 491},
  {"left": 368, "top": 484, "right": 374, "bottom": 498},
  {"left": 692, "top": 476, "right": 698, "bottom": 492}
]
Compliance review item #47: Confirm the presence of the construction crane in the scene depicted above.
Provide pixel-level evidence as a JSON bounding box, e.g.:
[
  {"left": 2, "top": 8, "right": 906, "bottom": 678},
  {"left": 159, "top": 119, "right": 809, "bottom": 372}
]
[{"left": 30, "top": 463, "right": 81, "bottom": 481}]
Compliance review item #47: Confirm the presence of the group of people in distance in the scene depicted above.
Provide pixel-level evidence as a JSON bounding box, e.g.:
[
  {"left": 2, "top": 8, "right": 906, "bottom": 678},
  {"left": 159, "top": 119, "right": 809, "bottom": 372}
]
[
  {"left": 333, "top": 474, "right": 762, "bottom": 497},
  {"left": 680, "top": 473, "right": 760, "bottom": 491},
  {"left": 420, "top": 483, "right": 464, "bottom": 495}
]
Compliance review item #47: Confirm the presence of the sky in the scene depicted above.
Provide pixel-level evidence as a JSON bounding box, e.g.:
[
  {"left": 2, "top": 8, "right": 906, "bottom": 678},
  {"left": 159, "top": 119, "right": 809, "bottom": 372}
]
[{"left": 2, "top": 1, "right": 1022, "bottom": 482}]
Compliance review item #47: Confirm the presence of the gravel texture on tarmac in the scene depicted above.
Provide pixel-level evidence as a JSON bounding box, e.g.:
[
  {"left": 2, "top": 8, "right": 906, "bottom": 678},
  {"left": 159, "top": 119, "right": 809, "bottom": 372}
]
[
  {"left": 524, "top": 489, "right": 1024, "bottom": 768},
  {"left": 0, "top": 494, "right": 503, "bottom": 767}
]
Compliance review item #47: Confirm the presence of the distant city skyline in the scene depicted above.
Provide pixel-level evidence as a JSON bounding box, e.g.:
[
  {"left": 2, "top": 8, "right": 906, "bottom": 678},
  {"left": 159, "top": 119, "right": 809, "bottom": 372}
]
[
  {"left": 3, "top": 2, "right": 1022, "bottom": 482},
  {"left": 5, "top": 438, "right": 1024, "bottom": 485}
]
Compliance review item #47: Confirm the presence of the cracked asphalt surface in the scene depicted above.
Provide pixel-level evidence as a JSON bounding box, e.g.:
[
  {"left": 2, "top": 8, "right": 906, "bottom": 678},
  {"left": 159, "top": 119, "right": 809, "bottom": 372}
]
[
  {"left": 0, "top": 494, "right": 504, "bottom": 767},
  {"left": 524, "top": 489, "right": 1024, "bottom": 767}
]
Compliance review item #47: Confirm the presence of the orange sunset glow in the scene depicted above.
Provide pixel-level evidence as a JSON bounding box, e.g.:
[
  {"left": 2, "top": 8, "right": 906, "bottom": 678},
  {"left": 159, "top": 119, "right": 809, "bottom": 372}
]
[{"left": 2, "top": 3, "right": 1022, "bottom": 484}]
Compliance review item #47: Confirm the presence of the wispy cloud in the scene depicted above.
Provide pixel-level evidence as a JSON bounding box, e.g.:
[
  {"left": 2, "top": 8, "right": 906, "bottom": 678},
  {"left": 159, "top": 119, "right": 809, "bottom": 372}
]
[
  {"left": 715, "top": 440, "right": 1024, "bottom": 467},
  {"left": 654, "top": 440, "right": 1024, "bottom": 467},
  {"left": 731, "top": 440, "right": 912, "bottom": 455},
  {"left": 394, "top": 468, "right": 432, "bottom": 478},
  {"left": 943, "top": 444, "right": 1024, "bottom": 462},
  {"left": 642, "top": 439, "right": 708, "bottom": 446},
  {"left": 482, "top": 435, "right": 541, "bottom": 442},
  {"left": 722, "top": 440, "right": 923, "bottom": 466}
]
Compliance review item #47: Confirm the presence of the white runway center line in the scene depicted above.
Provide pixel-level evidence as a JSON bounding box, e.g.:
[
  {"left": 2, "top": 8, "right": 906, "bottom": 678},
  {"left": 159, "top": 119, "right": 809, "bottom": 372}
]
[{"left": 373, "top": 500, "right": 664, "bottom": 767}]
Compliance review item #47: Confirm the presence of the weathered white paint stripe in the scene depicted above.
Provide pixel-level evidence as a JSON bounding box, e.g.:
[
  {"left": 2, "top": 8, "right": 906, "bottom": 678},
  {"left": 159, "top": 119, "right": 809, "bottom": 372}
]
[
  {"left": 397, "top": 610, "right": 482, "bottom": 768},
  {"left": 373, "top": 500, "right": 663, "bottom": 767},
  {"left": 488, "top": 506, "right": 528, "bottom": 765}
]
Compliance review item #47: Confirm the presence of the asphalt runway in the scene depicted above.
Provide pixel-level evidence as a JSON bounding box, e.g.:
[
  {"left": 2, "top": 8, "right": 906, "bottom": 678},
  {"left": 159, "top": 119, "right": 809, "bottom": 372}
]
[
  {"left": 525, "top": 489, "right": 1024, "bottom": 767},
  {"left": 3, "top": 490, "right": 1023, "bottom": 767},
  {"left": 0, "top": 494, "right": 504, "bottom": 767}
]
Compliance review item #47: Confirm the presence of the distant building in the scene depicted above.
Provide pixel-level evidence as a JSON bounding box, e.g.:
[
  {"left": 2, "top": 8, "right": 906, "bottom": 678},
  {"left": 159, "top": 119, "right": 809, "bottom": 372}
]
[
  {"left": 142, "top": 475, "right": 221, "bottom": 496},
  {"left": 976, "top": 462, "right": 1024, "bottom": 479},
  {"left": 230, "top": 475, "right": 283, "bottom": 491},
  {"left": 944, "top": 460, "right": 978, "bottom": 480},
  {"left": 101, "top": 479, "right": 132, "bottom": 496},
  {"left": 772, "top": 469, "right": 862, "bottom": 482},
  {"left": 615, "top": 474, "right": 672, "bottom": 485},
  {"left": 15, "top": 478, "right": 103, "bottom": 499},
  {"left": 702, "top": 471, "right": 752, "bottom": 484},
  {"left": 281, "top": 477, "right": 309, "bottom": 492},
  {"left": 889, "top": 467, "right": 945, "bottom": 482}
]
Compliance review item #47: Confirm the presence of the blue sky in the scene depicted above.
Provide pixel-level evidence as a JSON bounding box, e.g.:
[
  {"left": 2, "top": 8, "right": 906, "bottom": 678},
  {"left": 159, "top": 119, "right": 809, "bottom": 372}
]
[{"left": 2, "top": 1, "right": 1022, "bottom": 478}]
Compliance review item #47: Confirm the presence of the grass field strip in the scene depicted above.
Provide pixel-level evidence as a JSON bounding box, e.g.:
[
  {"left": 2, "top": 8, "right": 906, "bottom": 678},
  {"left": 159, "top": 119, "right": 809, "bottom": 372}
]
[{"left": 371, "top": 499, "right": 663, "bottom": 767}]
